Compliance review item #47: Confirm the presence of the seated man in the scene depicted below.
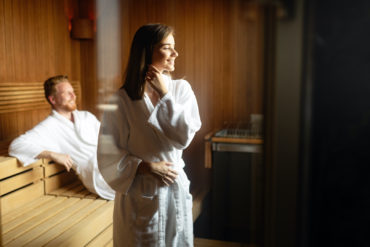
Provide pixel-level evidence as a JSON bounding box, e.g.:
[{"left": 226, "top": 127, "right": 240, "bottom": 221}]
[{"left": 9, "top": 75, "right": 115, "bottom": 200}]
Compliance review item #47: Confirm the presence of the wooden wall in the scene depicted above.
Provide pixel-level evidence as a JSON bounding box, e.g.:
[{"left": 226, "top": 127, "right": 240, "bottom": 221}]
[
  {"left": 0, "top": 0, "right": 265, "bottom": 187},
  {"left": 0, "top": 0, "right": 84, "bottom": 154}
]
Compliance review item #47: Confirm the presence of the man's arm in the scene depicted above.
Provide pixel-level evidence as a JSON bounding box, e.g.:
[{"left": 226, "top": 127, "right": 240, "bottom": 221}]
[{"left": 36, "top": 151, "right": 74, "bottom": 172}]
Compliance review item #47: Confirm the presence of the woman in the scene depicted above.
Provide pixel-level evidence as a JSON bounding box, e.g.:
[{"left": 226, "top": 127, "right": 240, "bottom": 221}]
[{"left": 98, "top": 24, "right": 201, "bottom": 246}]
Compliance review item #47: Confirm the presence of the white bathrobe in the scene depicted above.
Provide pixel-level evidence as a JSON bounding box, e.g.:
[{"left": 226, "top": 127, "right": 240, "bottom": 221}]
[
  {"left": 8, "top": 110, "right": 115, "bottom": 200},
  {"left": 98, "top": 75, "right": 201, "bottom": 247}
]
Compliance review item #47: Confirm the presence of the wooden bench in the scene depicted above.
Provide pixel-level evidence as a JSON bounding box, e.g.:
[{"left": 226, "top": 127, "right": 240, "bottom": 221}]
[
  {"left": 0, "top": 157, "right": 114, "bottom": 246},
  {"left": 0, "top": 156, "right": 208, "bottom": 246}
]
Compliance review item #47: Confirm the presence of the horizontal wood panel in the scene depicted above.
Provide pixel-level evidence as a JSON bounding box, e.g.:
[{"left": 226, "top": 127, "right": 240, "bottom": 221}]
[
  {"left": 0, "top": 156, "right": 42, "bottom": 180},
  {"left": 45, "top": 201, "right": 114, "bottom": 247},
  {"left": 5, "top": 197, "right": 93, "bottom": 246},
  {"left": 25, "top": 199, "right": 107, "bottom": 247},
  {"left": 44, "top": 163, "right": 66, "bottom": 177},
  {"left": 0, "top": 181, "right": 44, "bottom": 215},
  {"left": 2, "top": 196, "right": 70, "bottom": 245},
  {"left": 0, "top": 81, "right": 81, "bottom": 114},
  {"left": 0, "top": 166, "right": 43, "bottom": 195},
  {"left": 86, "top": 224, "right": 114, "bottom": 247},
  {"left": 44, "top": 171, "right": 78, "bottom": 194},
  {"left": 1, "top": 196, "right": 53, "bottom": 224}
]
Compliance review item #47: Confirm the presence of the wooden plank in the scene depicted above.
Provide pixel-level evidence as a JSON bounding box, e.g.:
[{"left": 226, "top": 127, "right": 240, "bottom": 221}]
[
  {"left": 44, "top": 170, "right": 78, "bottom": 193},
  {"left": 1, "top": 196, "right": 53, "bottom": 223},
  {"left": 44, "top": 162, "right": 65, "bottom": 177},
  {"left": 86, "top": 224, "right": 113, "bottom": 247},
  {"left": 104, "top": 239, "right": 114, "bottom": 247},
  {"left": 26, "top": 199, "right": 107, "bottom": 247},
  {"left": 0, "top": 81, "right": 81, "bottom": 114},
  {"left": 0, "top": 181, "right": 44, "bottom": 215},
  {"left": 5, "top": 198, "right": 93, "bottom": 247},
  {"left": 3, "top": 197, "right": 79, "bottom": 245},
  {"left": 47, "top": 180, "right": 82, "bottom": 196},
  {"left": 61, "top": 184, "right": 86, "bottom": 197},
  {"left": 45, "top": 201, "right": 114, "bottom": 247},
  {"left": 0, "top": 166, "right": 43, "bottom": 195},
  {"left": 70, "top": 187, "right": 92, "bottom": 198},
  {"left": 0, "top": 156, "right": 42, "bottom": 180},
  {"left": 2, "top": 196, "right": 66, "bottom": 234}
]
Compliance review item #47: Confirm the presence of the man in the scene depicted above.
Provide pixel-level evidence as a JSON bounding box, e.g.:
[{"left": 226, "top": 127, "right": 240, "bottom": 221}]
[{"left": 9, "top": 75, "right": 115, "bottom": 200}]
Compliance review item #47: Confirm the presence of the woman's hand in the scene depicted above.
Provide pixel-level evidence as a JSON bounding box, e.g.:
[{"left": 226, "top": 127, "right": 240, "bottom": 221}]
[
  {"left": 137, "top": 160, "right": 178, "bottom": 186},
  {"left": 145, "top": 65, "right": 168, "bottom": 98}
]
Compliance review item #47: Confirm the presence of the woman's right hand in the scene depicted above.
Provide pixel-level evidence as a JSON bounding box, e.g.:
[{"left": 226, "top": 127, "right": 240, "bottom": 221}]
[
  {"left": 137, "top": 160, "right": 178, "bottom": 186},
  {"left": 145, "top": 65, "right": 168, "bottom": 98}
]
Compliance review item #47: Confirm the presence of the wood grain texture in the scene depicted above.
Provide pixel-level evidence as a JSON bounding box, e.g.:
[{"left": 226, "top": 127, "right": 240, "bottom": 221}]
[{"left": 0, "top": 0, "right": 82, "bottom": 155}]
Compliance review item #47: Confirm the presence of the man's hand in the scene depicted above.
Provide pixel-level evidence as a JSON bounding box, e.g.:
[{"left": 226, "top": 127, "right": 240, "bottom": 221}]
[
  {"left": 137, "top": 160, "right": 178, "bottom": 186},
  {"left": 37, "top": 150, "right": 74, "bottom": 172}
]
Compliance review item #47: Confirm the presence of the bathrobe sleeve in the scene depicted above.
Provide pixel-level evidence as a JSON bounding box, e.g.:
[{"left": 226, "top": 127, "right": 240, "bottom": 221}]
[
  {"left": 148, "top": 79, "right": 202, "bottom": 149},
  {"left": 97, "top": 95, "right": 142, "bottom": 194},
  {"left": 8, "top": 121, "right": 54, "bottom": 166}
]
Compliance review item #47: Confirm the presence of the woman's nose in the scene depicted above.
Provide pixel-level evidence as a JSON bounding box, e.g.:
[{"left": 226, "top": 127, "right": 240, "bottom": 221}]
[{"left": 172, "top": 49, "right": 178, "bottom": 57}]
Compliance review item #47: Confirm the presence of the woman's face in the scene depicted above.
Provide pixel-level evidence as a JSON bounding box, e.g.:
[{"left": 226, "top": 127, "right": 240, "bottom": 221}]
[{"left": 151, "top": 33, "right": 178, "bottom": 73}]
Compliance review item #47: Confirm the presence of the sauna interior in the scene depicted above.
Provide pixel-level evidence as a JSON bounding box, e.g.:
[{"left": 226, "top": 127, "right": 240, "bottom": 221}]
[{"left": 0, "top": 0, "right": 273, "bottom": 246}]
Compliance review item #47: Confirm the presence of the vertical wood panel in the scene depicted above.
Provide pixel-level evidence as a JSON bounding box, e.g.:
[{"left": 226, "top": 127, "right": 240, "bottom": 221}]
[{"left": 0, "top": 0, "right": 82, "bottom": 155}]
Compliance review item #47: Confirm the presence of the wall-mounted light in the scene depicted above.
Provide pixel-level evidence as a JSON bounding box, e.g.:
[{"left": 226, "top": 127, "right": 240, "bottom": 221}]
[{"left": 71, "top": 18, "right": 94, "bottom": 39}]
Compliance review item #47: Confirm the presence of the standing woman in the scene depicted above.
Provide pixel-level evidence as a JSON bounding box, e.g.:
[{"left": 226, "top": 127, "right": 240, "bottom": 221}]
[{"left": 98, "top": 24, "right": 201, "bottom": 246}]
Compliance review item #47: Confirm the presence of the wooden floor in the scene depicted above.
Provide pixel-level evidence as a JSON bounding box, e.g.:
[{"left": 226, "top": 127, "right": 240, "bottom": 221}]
[
  {"left": 1, "top": 196, "right": 113, "bottom": 246},
  {"left": 1, "top": 181, "right": 248, "bottom": 247}
]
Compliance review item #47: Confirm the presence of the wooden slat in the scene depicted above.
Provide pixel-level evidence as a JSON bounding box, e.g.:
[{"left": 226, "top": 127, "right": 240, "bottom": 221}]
[
  {"left": 1, "top": 196, "right": 53, "bottom": 223},
  {"left": 44, "top": 162, "right": 66, "bottom": 177},
  {"left": 0, "top": 81, "right": 81, "bottom": 114},
  {"left": 45, "top": 201, "right": 114, "bottom": 247},
  {"left": 44, "top": 170, "right": 78, "bottom": 193},
  {"left": 86, "top": 224, "right": 113, "bottom": 247},
  {"left": 0, "top": 166, "right": 43, "bottom": 195},
  {"left": 25, "top": 199, "right": 107, "bottom": 247},
  {"left": 47, "top": 180, "right": 82, "bottom": 196},
  {"left": 0, "top": 156, "right": 42, "bottom": 180},
  {"left": 70, "top": 187, "right": 93, "bottom": 198},
  {"left": 2, "top": 196, "right": 65, "bottom": 234},
  {"left": 5, "top": 198, "right": 93, "bottom": 247},
  {"left": 0, "top": 181, "right": 44, "bottom": 215},
  {"left": 3, "top": 197, "right": 77, "bottom": 245},
  {"left": 104, "top": 240, "right": 114, "bottom": 247},
  {"left": 61, "top": 184, "right": 86, "bottom": 196}
]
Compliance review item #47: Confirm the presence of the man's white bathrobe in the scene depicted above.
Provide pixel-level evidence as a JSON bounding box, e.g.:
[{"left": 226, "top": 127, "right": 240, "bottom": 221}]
[
  {"left": 98, "top": 75, "right": 201, "bottom": 247},
  {"left": 9, "top": 110, "right": 115, "bottom": 200}
]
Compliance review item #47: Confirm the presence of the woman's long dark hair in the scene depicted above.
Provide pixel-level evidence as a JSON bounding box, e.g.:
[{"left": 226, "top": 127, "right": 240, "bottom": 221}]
[{"left": 122, "top": 24, "right": 174, "bottom": 100}]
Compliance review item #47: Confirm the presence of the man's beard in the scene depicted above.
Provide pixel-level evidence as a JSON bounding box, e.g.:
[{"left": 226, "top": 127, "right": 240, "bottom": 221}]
[{"left": 62, "top": 101, "right": 77, "bottom": 112}]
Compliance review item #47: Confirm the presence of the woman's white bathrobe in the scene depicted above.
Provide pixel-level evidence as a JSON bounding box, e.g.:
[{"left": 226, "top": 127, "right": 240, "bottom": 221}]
[
  {"left": 8, "top": 110, "right": 115, "bottom": 200},
  {"left": 98, "top": 75, "right": 201, "bottom": 247}
]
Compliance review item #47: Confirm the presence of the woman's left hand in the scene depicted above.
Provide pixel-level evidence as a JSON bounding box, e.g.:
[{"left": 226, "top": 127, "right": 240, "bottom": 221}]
[{"left": 145, "top": 65, "right": 168, "bottom": 98}]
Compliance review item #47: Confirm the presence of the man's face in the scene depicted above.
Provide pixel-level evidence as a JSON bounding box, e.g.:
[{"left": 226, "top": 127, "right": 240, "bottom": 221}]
[{"left": 49, "top": 81, "right": 77, "bottom": 112}]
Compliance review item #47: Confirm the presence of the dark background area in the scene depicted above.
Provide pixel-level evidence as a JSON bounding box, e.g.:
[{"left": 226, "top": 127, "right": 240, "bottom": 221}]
[{"left": 308, "top": 0, "right": 370, "bottom": 246}]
